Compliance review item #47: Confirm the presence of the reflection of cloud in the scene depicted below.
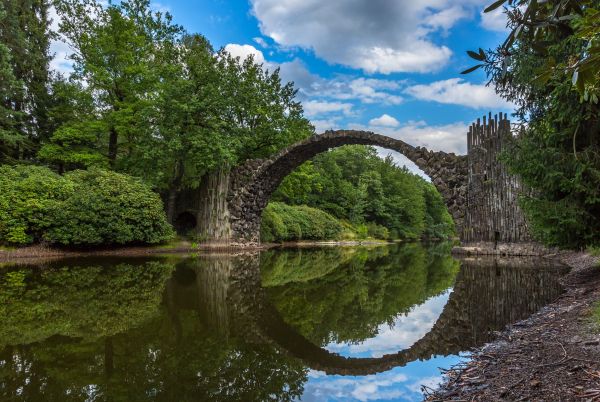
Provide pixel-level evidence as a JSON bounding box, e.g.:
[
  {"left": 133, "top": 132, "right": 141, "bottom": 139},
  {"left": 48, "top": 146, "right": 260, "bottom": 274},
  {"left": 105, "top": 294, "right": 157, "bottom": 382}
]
[
  {"left": 303, "top": 355, "right": 463, "bottom": 402},
  {"left": 326, "top": 290, "right": 451, "bottom": 358},
  {"left": 303, "top": 370, "right": 408, "bottom": 401}
]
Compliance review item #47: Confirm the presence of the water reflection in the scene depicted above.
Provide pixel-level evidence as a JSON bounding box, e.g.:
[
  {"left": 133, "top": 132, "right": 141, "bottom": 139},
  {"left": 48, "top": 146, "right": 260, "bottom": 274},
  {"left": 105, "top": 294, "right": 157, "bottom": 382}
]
[{"left": 0, "top": 244, "right": 568, "bottom": 401}]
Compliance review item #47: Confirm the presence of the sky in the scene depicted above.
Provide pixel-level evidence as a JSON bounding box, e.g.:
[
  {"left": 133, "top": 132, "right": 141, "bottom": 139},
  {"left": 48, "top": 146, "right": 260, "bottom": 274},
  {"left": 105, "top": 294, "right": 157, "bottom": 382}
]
[{"left": 50, "top": 0, "right": 515, "bottom": 162}]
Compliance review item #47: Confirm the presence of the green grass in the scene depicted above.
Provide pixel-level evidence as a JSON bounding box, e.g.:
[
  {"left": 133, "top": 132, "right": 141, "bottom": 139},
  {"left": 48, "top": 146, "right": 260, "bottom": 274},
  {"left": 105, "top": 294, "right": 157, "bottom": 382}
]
[
  {"left": 587, "top": 246, "right": 600, "bottom": 257},
  {"left": 593, "top": 302, "right": 600, "bottom": 326}
]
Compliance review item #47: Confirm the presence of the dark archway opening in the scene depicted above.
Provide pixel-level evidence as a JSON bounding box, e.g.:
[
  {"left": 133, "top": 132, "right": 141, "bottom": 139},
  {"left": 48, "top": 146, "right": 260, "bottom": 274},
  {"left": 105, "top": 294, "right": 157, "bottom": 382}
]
[{"left": 174, "top": 211, "right": 197, "bottom": 235}]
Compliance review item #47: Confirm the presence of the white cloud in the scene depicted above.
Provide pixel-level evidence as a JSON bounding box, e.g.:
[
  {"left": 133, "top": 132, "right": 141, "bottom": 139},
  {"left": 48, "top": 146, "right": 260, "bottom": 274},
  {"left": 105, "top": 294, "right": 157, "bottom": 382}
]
[
  {"left": 405, "top": 78, "right": 512, "bottom": 109},
  {"left": 223, "top": 43, "right": 266, "bottom": 64},
  {"left": 279, "top": 60, "right": 404, "bottom": 105},
  {"left": 369, "top": 114, "right": 399, "bottom": 127},
  {"left": 311, "top": 118, "right": 342, "bottom": 133},
  {"left": 250, "top": 0, "right": 489, "bottom": 74},
  {"left": 350, "top": 119, "right": 470, "bottom": 155},
  {"left": 253, "top": 37, "right": 269, "bottom": 48},
  {"left": 480, "top": 7, "right": 509, "bottom": 32},
  {"left": 303, "top": 100, "right": 353, "bottom": 118}
]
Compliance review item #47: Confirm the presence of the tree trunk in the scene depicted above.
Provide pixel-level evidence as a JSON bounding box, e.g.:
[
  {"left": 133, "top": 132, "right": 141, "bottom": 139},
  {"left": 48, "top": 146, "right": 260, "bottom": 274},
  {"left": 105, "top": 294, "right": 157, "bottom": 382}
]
[
  {"left": 108, "top": 126, "right": 118, "bottom": 166},
  {"left": 166, "top": 160, "right": 183, "bottom": 225},
  {"left": 196, "top": 166, "right": 231, "bottom": 242}
]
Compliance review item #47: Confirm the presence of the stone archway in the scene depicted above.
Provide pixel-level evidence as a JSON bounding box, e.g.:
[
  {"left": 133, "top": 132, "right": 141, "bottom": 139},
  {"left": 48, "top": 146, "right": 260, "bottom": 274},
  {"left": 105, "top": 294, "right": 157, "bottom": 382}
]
[{"left": 227, "top": 130, "right": 468, "bottom": 243}]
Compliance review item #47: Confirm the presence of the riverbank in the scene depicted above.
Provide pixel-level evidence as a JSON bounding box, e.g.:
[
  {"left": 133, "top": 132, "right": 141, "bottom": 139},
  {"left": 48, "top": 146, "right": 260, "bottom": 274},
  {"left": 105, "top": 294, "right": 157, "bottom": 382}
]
[
  {"left": 0, "top": 239, "right": 400, "bottom": 262},
  {"left": 427, "top": 251, "right": 600, "bottom": 401}
]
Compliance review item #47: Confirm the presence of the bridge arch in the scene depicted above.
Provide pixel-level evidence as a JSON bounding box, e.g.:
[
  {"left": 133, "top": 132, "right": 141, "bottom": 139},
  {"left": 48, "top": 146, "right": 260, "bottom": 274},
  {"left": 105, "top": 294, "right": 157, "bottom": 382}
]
[{"left": 227, "top": 130, "right": 468, "bottom": 243}]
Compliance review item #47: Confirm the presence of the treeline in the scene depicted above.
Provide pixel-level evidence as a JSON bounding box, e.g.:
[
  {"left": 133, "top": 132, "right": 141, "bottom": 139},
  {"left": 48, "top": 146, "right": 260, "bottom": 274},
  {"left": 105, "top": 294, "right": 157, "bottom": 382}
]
[
  {"left": 0, "top": 0, "right": 312, "bottom": 245},
  {"left": 263, "top": 145, "right": 455, "bottom": 242}
]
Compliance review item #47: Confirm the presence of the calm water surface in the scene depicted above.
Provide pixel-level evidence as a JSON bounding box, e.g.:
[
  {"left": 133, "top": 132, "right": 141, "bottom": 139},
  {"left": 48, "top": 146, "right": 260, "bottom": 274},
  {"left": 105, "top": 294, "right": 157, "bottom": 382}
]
[{"left": 0, "top": 243, "right": 568, "bottom": 401}]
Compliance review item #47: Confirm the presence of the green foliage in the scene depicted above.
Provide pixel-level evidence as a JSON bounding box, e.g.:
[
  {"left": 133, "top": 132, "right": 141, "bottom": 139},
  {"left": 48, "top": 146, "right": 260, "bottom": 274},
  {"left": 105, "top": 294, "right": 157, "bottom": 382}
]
[
  {"left": 0, "top": 165, "right": 72, "bottom": 244},
  {"left": 44, "top": 169, "right": 174, "bottom": 245},
  {"left": 260, "top": 202, "right": 344, "bottom": 242},
  {"left": 272, "top": 145, "right": 455, "bottom": 240},
  {"left": 0, "top": 0, "right": 52, "bottom": 161},
  {"left": 0, "top": 165, "right": 174, "bottom": 246},
  {"left": 0, "top": 259, "right": 173, "bottom": 347},
  {"left": 262, "top": 243, "right": 460, "bottom": 345}
]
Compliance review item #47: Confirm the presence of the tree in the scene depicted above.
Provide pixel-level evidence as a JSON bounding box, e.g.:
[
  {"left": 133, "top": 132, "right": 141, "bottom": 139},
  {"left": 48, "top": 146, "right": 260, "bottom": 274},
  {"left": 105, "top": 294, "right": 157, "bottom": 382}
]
[
  {"left": 55, "top": 0, "right": 183, "bottom": 166},
  {"left": 464, "top": 0, "right": 600, "bottom": 248},
  {"left": 0, "top": 0, "right": 53, "bottom": 161},
  {"left": 38, "top": 79, "right": 108, "bottom": 172}
]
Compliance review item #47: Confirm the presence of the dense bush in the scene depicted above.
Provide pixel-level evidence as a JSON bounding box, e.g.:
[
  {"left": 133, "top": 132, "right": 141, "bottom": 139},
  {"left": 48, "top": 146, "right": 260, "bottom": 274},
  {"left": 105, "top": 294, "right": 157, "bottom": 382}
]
[
  {"left": 0, "top": 165, "right": 73, "bottom": 244},
  {"left": 261, "top": 202, "right": 344, "bottom": 242},
  {"left": 0, "top": 165, "right": 174, "bottom": 246}
]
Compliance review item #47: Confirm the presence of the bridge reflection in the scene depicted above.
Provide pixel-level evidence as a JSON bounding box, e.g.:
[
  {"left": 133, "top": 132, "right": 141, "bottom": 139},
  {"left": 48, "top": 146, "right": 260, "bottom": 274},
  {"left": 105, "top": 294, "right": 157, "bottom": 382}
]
[{"left": 169, "top": 251, "right": 567, "bottom": 376}]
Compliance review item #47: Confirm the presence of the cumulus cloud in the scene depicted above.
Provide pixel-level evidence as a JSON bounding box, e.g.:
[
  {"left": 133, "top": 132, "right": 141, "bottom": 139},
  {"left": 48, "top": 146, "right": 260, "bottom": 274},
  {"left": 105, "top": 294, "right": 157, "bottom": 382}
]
[
  {"left": 250, "top": 0, "right": 488, "bottom": 74},
  {"left": 223, "top": 43, "right": 266, "bottom": 64},
  {"left": 480, "top": 7, "right": 509, "bottom": 32},
  {"left": 303, "top": 100, "right": 354, "bottom": 118},
  {"left": 369, "top": 114, "right": 399, "bottom": 127},
  {"left": 350, "top": 119, "right": 470, "bottom": 155},
  {"left": 405, "top": 78, "right": 512, "bottom": 109},
  {"left": 279, "top": 60, "right": 404, "bottom": 105},
  {"left": 253, "top": 36, "right": 269, "bottom": 48}
]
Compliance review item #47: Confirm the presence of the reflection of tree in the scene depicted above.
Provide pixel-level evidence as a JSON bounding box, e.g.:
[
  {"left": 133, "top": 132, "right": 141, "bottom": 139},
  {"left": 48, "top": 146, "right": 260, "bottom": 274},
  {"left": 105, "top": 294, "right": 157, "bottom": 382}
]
[
  {"left": 262, "top": 243, "right": 460, "bottom": 346},
  {"left": 0, "top": 258, "right": 307, "bottom": 402},
  {"left": 0, "top": 259, "right": 174, "bottom": 347}
]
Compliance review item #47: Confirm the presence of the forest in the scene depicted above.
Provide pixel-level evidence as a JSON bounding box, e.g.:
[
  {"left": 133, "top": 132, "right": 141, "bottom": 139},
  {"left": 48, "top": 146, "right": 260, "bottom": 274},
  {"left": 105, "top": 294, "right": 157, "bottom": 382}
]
[{"left": 0, "top": 0, "right": 453, "bottom": 246}]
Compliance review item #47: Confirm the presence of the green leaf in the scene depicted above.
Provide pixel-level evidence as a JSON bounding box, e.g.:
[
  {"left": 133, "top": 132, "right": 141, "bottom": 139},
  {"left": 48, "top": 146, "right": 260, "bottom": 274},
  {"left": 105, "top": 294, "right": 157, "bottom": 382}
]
[
  {"left": 484, "top": 0, "right": 507, "bottom": 13},
  {"left": 467, "top": 50, "right": 486, "bottom": 61},
  {"left": 460, "top": 64, "right": 483, "bottom": 74}
]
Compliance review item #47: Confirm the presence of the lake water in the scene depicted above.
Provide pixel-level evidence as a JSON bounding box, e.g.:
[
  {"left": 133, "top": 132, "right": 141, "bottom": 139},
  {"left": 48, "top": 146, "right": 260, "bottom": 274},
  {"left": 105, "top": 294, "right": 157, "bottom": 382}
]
[{"left": 0, "top": 243, "right": 568, "bottom": 401}]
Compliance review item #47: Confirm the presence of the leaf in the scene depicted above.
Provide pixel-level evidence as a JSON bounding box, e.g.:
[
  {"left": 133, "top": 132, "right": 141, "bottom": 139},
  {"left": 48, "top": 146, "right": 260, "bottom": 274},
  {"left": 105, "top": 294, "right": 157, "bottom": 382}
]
[
  {"left": 467, "top": 50, "right": 486, "bottom": 61},
  {"left": 484, "top": 0, "right": 507, "bottom": 13},
  {"left": 460, "top": 64, "right": 483, "bottom": 74}
]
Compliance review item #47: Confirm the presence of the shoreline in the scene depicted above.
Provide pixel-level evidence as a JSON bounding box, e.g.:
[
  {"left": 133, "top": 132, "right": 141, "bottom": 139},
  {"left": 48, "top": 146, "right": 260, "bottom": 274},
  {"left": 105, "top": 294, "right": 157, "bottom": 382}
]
[{"left": 427, "top": 250, "right": 600, "bottom": 401}]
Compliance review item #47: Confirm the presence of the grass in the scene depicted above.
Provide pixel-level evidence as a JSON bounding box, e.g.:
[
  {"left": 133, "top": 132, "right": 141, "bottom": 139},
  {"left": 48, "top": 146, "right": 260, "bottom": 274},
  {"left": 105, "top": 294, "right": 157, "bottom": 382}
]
[
  {"left": 587, "top": 246, "right": 600, "bottom": 257},
  {"left": 593, "top": 302, "right": 600, "bottom": 326}
]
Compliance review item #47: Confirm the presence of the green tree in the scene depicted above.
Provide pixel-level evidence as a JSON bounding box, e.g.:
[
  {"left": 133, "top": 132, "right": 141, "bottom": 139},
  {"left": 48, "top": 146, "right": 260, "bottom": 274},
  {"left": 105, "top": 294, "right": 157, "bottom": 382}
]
[
  {"left": 55, "top": 0, "right": 183, "bottom": 166},
  {"left": 0, "top": 0, "right": 52, "bottom": 160}
]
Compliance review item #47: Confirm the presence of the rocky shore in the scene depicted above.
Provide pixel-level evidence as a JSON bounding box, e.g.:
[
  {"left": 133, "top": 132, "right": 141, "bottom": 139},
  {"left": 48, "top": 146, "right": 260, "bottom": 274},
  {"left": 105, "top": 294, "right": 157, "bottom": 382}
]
[{"left": 427, "top": 251, "right": 600, "bottom": 401}]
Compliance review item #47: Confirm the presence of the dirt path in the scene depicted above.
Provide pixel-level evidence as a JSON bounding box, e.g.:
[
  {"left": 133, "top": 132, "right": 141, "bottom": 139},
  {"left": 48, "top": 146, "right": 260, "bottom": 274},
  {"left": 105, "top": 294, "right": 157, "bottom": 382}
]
[{"left": 427, "top": 252, "right": 600, "bottom": 401}]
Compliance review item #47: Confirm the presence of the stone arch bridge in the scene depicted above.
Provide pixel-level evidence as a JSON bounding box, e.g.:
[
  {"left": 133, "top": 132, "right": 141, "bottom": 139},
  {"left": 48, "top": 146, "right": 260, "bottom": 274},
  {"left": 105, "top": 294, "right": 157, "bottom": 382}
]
[
  {"left": 175, "top": 113, "right": 531, "bottom": 245},
  {"left": 228, "top": 130, "right": 467, "bottom": 243}
]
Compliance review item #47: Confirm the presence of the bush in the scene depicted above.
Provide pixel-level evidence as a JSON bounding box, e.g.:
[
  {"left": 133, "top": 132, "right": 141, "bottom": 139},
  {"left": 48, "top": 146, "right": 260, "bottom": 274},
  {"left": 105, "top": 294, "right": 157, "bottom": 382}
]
[
  {"left": 0, "top": 165, "right": 174, "bottom": 246},
  {"left": 0, "top": 165, "right": 73, "bottom": 244},
  {"left": 261, "top": 202, "right": 344, "bottom": 242}
]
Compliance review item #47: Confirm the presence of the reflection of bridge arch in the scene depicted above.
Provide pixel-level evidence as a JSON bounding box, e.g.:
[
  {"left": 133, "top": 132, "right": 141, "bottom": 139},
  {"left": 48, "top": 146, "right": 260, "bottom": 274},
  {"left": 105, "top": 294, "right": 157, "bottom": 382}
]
[
  {"left": 227, "top": 131, "right": 468, "bottom": 242},
  {"left": 168, "top": 254, "right": 567, "bottom": 376}
]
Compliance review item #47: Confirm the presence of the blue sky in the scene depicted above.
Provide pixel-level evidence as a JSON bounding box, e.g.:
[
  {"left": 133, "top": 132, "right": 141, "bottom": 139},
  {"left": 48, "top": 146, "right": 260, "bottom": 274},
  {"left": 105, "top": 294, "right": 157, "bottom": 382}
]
[{"left": 51, "top": 0, "right": 514, "bottom": 157}]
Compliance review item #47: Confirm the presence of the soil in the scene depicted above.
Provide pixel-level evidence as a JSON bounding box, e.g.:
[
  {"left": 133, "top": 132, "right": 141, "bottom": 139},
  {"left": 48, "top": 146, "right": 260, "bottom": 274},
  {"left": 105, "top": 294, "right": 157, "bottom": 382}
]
[{"left": 426, "top": 251, "right": 600, "bottom": 402}]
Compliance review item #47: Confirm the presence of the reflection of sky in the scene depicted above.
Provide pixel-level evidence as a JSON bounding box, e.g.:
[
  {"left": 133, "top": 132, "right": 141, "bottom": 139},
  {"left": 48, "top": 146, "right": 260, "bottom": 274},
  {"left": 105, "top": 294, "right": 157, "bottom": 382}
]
[
  {"left": 299, "top": 288, "right": 463, "bottom": 401},
  {"left": 326, "top": 290, "right": 452, "bottom": 358},
  {"left": 300, "top": 355, "right": 466, "bottom": 402}
]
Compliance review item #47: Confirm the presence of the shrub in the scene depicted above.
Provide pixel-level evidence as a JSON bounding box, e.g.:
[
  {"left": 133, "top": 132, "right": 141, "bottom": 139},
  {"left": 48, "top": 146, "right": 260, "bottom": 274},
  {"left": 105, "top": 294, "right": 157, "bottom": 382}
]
[
  {"left": 0, "top": 165, "right": 174, "bottom": 246},
  {"left": 0, "top": 165, "right": 73, "bottom": 244},
  {"left": 44, "top": 169, "right": 175, "bottom": 245},
  {"left": 366, "top": 222, "right": 389, "bottom": 240},
  {"left": 260, "top": 202, "right": 344, "bottom": 242}
]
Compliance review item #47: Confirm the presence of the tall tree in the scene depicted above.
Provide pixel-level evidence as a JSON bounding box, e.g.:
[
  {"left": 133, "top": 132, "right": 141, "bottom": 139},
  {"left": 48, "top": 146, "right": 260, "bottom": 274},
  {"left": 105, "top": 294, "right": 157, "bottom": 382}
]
[
  {"left": 55, "top": 0, "right": 183, "bottom": 166},
  {"left": 0, "top": 0, "right": 52, "bottom": 161}
]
